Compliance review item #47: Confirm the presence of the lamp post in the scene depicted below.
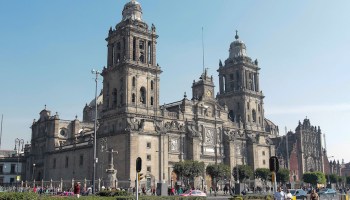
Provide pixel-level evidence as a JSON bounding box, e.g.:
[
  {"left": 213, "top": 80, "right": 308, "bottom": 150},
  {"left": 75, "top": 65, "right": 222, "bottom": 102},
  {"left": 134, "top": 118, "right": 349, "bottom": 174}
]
[
  {"left": 32, "top": 163, "right": 36, "bottom": 186},
  {"left": 91, "top": 69, "right": 101, "bottom": 194},
  {"left": 327, "top": 156, "right": 334, "bottom": 186},
  {"left": 14, "top": 138, "right": 24, "bottom": 190},
  {"left": 201, "top": 177, "right": 204, "bottom": 191}
]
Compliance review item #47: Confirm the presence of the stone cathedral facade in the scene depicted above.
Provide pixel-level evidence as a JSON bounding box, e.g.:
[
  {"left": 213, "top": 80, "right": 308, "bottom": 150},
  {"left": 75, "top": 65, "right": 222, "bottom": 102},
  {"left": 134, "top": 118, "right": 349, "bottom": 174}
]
[{"left": 25, "top": 0, "right": 279, "bottom": 189}]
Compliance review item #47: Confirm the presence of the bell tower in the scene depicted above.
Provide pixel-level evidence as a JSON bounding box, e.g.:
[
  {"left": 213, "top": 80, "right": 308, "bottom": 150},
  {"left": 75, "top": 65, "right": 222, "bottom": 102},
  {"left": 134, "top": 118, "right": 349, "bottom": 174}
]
[
  {"left": 217, "top": 31, "right": 265, "bottom": 131},
  {"left": 101, "top": 0, "right": 162, "bottom": 116}
]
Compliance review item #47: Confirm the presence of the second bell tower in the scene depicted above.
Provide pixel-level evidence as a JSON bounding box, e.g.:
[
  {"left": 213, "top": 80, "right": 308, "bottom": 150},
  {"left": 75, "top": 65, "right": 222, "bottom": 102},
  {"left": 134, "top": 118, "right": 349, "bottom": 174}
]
[{"left": 101, "top": 0, "right": 162, "bottom": 116}]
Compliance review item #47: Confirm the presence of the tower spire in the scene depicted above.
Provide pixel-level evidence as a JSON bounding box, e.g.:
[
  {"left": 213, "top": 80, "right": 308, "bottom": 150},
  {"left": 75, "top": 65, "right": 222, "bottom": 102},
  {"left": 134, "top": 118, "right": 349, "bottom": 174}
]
[{"left": 235, "top": 30, "right": 239, "bottom": 40}]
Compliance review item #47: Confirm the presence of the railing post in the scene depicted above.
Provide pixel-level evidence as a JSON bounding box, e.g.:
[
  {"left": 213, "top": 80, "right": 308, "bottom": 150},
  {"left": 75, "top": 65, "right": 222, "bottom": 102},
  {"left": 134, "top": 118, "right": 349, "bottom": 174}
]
[
  {"left": 72, "top": 178, "right": 75, "bottom": 191},
  {"left": 84, "top": 178, "right": 87, "bottom": 192},
  {"left": 98, "top": 178, "right": 101, "bottom": 192},
  {"left": 60, "top": 178, "right": 63, "bottom": 192}
]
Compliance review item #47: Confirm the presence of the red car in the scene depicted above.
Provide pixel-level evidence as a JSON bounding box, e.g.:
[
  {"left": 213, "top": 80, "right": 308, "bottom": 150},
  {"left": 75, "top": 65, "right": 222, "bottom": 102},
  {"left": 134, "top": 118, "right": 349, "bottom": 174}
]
[{"left": 180, "top": 190, "right": 207, "bottom": 197}]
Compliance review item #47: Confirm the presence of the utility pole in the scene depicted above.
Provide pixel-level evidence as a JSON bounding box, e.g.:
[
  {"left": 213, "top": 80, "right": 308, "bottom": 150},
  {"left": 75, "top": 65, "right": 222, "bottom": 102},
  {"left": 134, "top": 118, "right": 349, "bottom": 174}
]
[
  {"left": 285, "top": 127, "right": 289, "bottom": 169},
  {"left": 0, "top": 114, "right": 3, "bottom": 149},
  {"left": 91, "top": 69, "right": 101, "bottom": 194}
]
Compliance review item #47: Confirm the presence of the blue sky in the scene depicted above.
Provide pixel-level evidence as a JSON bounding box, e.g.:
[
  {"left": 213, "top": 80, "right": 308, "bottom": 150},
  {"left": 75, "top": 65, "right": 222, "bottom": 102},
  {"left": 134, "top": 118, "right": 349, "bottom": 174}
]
[{"left": 0, "top": 0, "right": 349, "bottom": 162}]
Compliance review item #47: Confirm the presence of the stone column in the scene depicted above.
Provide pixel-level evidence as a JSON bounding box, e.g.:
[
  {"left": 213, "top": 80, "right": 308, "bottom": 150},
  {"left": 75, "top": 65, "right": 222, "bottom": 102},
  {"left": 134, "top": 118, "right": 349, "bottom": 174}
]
[
  {"left": 106, "top": 148, "right": 118, "bottom": 189},
  {"left": 256, "top": 73, "right": 260, "bottom": 92}
]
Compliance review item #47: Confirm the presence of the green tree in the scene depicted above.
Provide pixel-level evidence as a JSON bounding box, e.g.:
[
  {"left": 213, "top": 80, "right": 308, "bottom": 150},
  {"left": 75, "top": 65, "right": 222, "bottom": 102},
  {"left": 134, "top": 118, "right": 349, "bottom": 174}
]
[
  {"left": 303, "top": 172, "right": 326, "bottom": 185},
  {"left": 233, "top": 165, "right": 253, "bottom": 183},
  {"left": 337, "top": 175, "right": 345, "bottom": 185},
  {"left": 206, "top": 163, "right": 231, "bottom": 193},
  {"left": 276, "top": 168, "right": 290, "bottom": 184},
  {"left": 327, "top": 174, "right": 338, "bottom": 183},
  {"left": 255, "top": 168, "right": 271, "bottom": 182},
  {"left": 206, "top": 163, "right": 231, "bottom": 181},
  {"left": 346, "top": 176, "right": 350, "bottom": 185},
  {"left": 173, "top": 160, "right": 205, "bottom": 187}
]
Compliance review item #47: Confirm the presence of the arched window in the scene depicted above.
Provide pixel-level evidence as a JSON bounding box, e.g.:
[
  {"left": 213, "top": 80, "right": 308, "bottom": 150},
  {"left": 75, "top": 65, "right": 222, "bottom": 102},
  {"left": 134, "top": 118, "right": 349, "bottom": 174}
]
[
  {"left": 132, "top": 77, "right": 136, "bottom": 87},
  {"left": 140, "top": 52, "right": 144, "bottom": 63},
  {"left": 151, "top": 80, "right": 154, "bottom": 90},
  {"left": 132, "top": 37, "right": 136, "bottom": 61},
  {"left": 252, "top": 109, "right": 256, "bottom": 122},
  {"left": 112, "top": 88, "right": 117, "bottom": 107},
  {"left": 222, "top": 75, "right": 226, "bottom": 92},
  {"left": 140, "top": 87, "right": 146, "bottom": 104},
  {"left": 132, "top": 93, "right": 135, "bottom": 103},
  {"left": 120, "top": 93, "right": 123, "bottom": 105},
  {"left": 148, "top": 41, "right": 151, "bottom": 64},
  {"left": 228, "top": 110, "right": 235, "bottom": 122},
  {"left": 120, "top": 78, "right": 124, "bottom": 90},
  {"left": 117, "top": 53, "right": 120, "bottom": 63},
  {"left": 150, "top": 96, "right": 154, "bottom": 106}
]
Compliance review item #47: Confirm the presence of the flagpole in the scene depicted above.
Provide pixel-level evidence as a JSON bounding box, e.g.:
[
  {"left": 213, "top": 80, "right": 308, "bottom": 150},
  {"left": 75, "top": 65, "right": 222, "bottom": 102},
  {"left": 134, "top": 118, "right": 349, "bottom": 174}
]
[{"left": 0, "top": 114, "right": 3, "bottom": 149}]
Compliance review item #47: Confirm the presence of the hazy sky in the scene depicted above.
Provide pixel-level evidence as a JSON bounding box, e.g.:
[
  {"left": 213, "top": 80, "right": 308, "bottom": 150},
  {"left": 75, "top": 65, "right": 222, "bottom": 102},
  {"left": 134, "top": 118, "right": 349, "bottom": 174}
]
[{"left": 0, "top": 0, "right": 349, "bottom": 162}]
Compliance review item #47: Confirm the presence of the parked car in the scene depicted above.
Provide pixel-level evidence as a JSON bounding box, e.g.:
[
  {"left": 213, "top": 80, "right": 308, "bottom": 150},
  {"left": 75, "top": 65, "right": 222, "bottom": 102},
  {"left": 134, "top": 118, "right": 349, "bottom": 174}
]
[
  {"left": 318, "top": 188, "right": 337, "bottom": 196},
  {"left": 289, "top": 189, "right": 307, "bottom": 200},
  {"left": 179, "top": 190, "right": 206, "bottom": 197}
]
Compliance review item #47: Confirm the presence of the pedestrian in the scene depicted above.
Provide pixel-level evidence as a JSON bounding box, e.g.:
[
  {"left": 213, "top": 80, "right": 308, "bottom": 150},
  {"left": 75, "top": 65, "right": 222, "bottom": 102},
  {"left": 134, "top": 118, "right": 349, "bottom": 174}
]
[
  {"left": 74, "top": 182, "right": 81, "bottom": 198},
  {"left": 285, "top": 189, "right": 293, "bottom": 200},
  {"left": 274, "top": 187, "right": 286, "bottom": 200},
  {"left": 310, "top": 189, "right": 319, "bottom": 200}
]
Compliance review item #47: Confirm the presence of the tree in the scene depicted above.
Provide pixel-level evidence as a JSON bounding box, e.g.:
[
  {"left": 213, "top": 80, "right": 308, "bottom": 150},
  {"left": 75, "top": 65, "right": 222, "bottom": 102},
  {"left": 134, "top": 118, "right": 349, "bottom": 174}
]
[
  {"left": 255, "top": 168, "right": 271, "bottom": 182},
  {"left": 346, "top": 176, "right": 350, "bottom": 185},
  {"left": 206, "top": 163, "right": 231, "bottom": 193},
  {"left": 337, "top": 175, "right": 345, "bottom": 185},
  {"left": 206, "top": 163, "right": 231, "bottom": 181},
  {"left": 327, "top": 174, "right": 338, "bottom": 184},
  {"left": 276, "top": 168, "right": 290, "bottom": 184},
  {"left": 303, "top": 172, "right": 326, "bottom": 185},
  {"left": 233, "top": 165, "right": 253, "bottom": 183},
  {"left": 173, "top": 160, "right": 205, "bottom": 187}
]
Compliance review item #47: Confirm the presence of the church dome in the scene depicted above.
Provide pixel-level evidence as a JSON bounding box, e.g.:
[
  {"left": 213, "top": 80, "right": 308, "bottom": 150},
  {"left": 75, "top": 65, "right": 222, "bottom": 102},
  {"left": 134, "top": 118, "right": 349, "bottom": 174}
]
[
  {"left": 229, "top": 31, "right": 248, "bottom": 58},
  {"left": 88, "top": 94, "right": 103, "bottom": 107},
  {"left": 122, "top": 0, "right": 143, "bottom": 21}
]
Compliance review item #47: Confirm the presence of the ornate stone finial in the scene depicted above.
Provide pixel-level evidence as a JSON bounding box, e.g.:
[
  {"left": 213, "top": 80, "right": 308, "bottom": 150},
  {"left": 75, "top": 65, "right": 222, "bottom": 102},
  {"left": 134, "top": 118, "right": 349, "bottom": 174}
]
[
  {"left": 75, "top": 115, "right": 78, "bottom": 119},
  {"left": 44, "top": 104, "right": 47, "bottom": 110},
  {"left": 235, "top": 30, "right": 239, "bottom": 40},
  {"left": 219, "top": 59, "right": 223, "bottom": 67},
  {"left": 254, "top": 59, "right": 258, "bottom": 65},
  {"left": 184, "top": 92, "right": 187, "bottom": 98}
]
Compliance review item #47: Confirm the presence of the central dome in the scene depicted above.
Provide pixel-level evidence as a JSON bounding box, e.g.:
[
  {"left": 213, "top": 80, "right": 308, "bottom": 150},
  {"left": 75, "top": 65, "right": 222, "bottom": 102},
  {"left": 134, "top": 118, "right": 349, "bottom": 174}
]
[
  {"left": 122, "top": 0, "right": 143, "bottom": 21},
  {"left": 229, "top": 31, "right": 248, "bottom": 58}
]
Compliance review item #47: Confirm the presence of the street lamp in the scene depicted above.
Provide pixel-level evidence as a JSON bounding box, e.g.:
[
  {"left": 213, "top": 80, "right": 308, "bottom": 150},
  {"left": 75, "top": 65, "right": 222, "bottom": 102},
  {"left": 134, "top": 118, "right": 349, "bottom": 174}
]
[
  {"left": 32, "top": 163, "right": 36, "bottom": 186},
  {"left": 327, "top": 156, "right": 334, "bottom": 186},
  {"left": 91, "top": 69, "right": 101, "bottom": 194},
  {"left": 14, "top": 138, "right": 24, "bottom": 190}
]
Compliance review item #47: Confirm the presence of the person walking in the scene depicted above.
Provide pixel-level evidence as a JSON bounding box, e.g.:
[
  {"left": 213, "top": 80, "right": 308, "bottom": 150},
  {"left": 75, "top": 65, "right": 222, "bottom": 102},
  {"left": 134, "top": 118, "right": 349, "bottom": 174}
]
[
  {"left": 74, "top": 182, "right": 81, "bottom": 198},
  {"left": 310, "top": 189, "right": 319, "bottom": 200},
  {"left": 274, "top": 187, "right": 286, "bottom": 200},
  {"left": 285, "top": 189, "right": 293, "bottom": 200}
]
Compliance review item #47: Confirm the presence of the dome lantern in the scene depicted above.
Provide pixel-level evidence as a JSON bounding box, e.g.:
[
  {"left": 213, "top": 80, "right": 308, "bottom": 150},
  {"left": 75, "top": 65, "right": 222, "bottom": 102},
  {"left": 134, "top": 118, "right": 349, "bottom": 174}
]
[{"left": 122, "top": 0, "right": 143, "bottom": 22}]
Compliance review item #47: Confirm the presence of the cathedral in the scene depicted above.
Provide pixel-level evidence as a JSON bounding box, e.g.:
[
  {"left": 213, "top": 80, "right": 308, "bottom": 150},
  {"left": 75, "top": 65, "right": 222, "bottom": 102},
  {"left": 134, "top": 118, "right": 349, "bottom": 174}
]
[
  {"left": 273, "top": 118, "right": 331, "bottom": 185},
  {"left": 25, "top": 0, "right": 281, "bottom": 189}
]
